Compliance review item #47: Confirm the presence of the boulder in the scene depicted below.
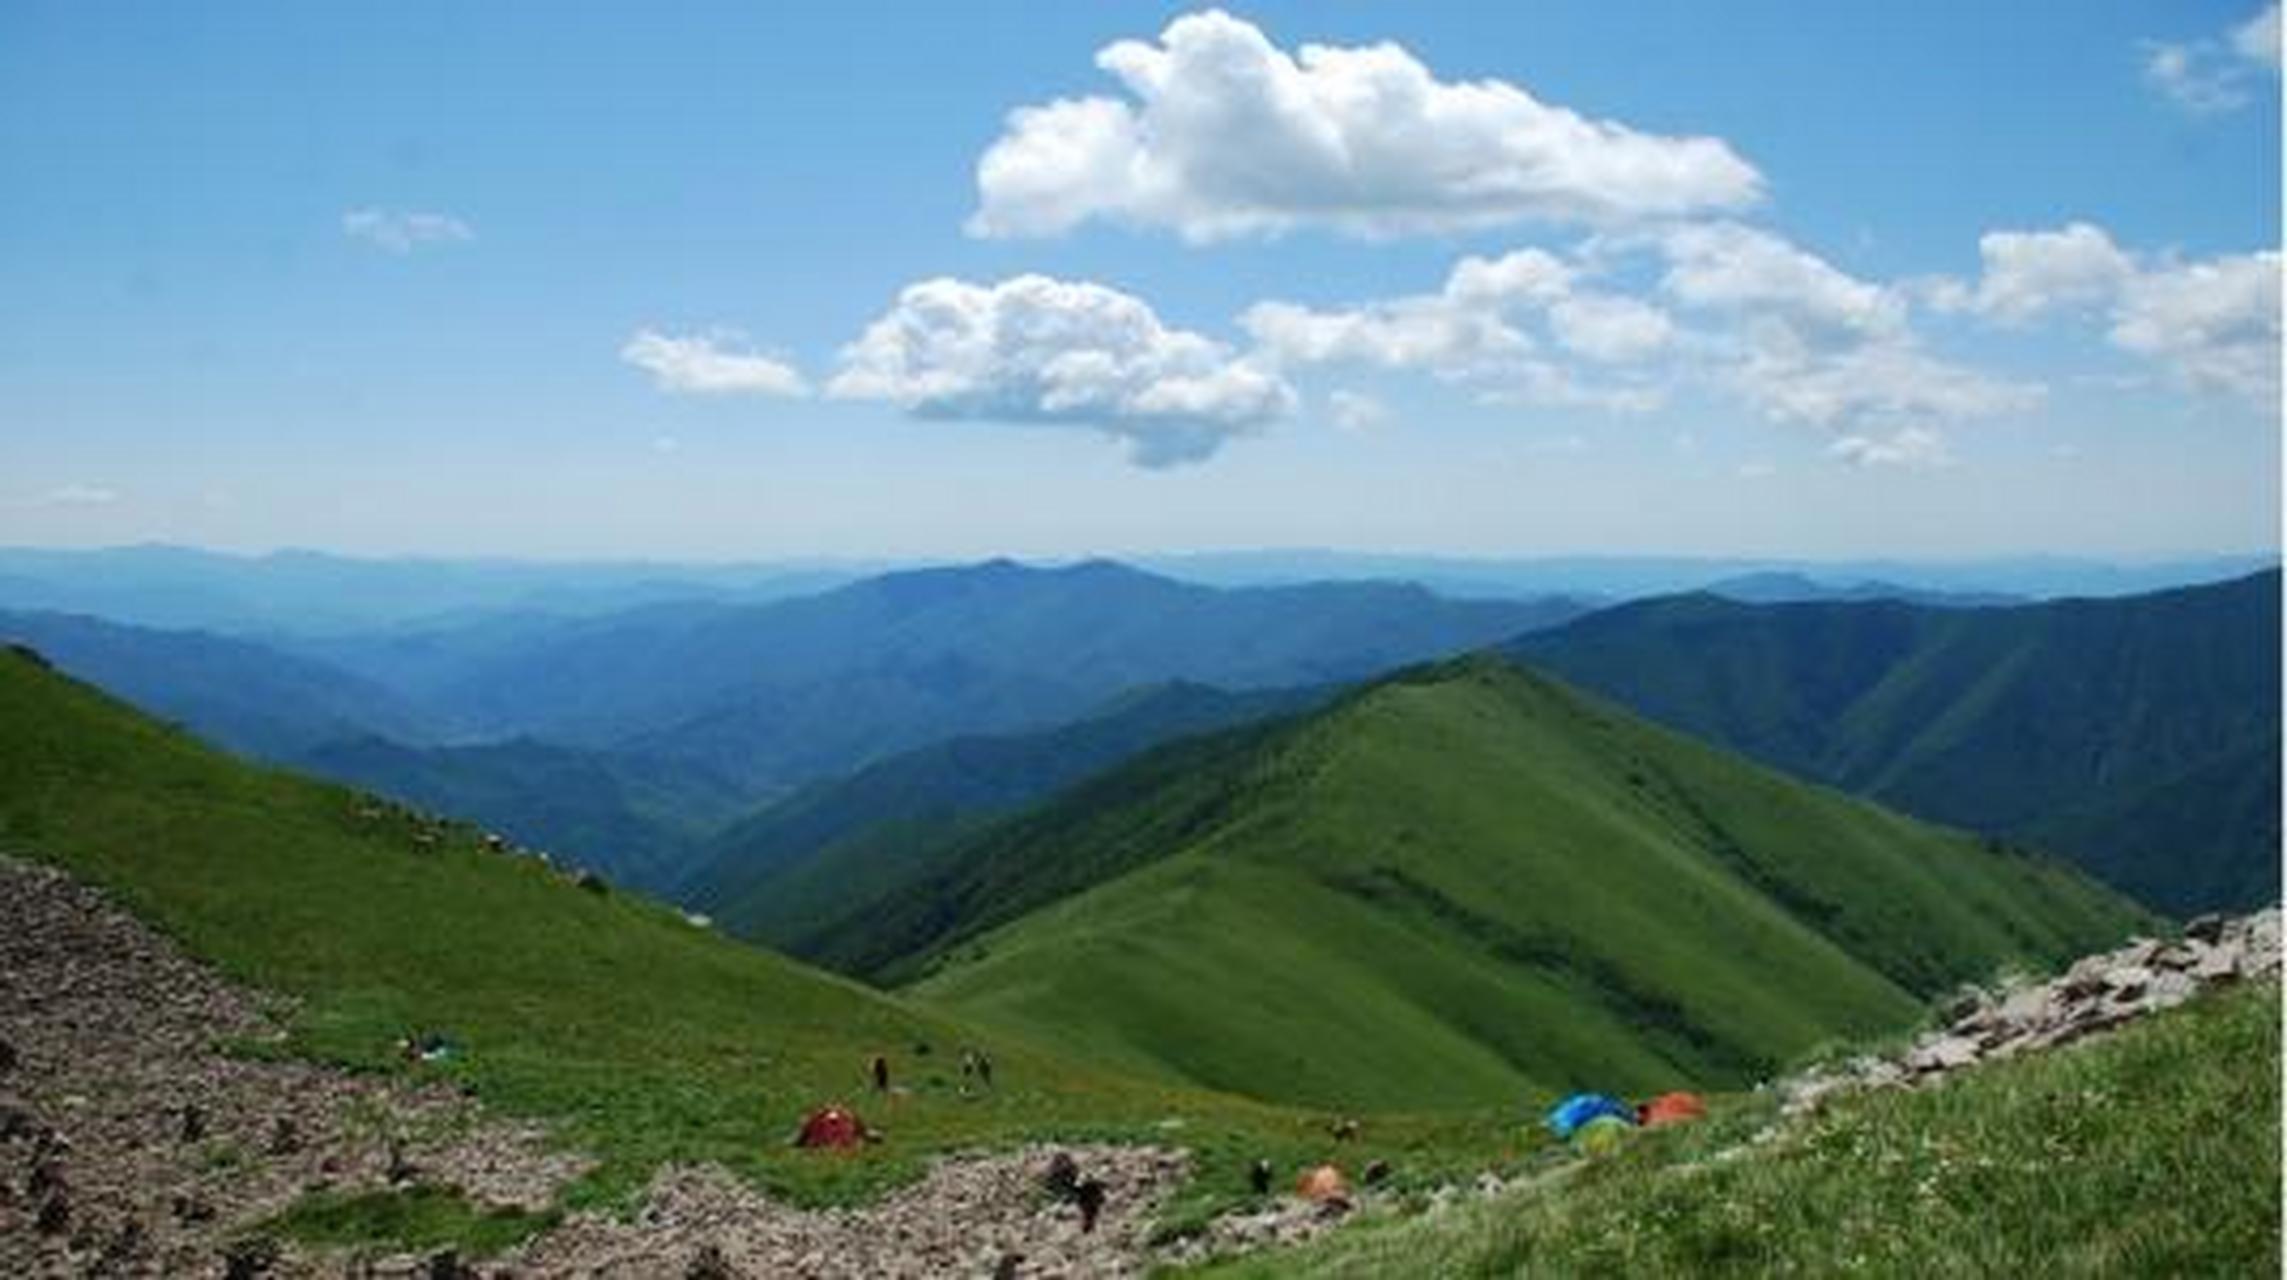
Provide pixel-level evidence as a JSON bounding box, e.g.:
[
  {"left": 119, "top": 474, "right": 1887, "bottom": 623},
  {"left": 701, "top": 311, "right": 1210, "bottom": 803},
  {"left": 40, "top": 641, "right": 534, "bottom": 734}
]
[{"left": 2184, "top": 913, "right": 2228, "bottom": 944}]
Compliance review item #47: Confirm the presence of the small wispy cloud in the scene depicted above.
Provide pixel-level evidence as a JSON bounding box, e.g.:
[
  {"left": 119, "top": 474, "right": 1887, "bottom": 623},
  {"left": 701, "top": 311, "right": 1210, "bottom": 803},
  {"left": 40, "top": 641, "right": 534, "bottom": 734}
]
[
  {"left": 342, "top": 207, "right": 475, "bottom": 254},
  {"left": 621, "top": 329, "right": 810, "bottom": 397},
  {"left": 40, "top": 483, "right": 122, "bottom": 506},
  {"left": 1326, "top": 389, "right": 1388, "bottom": 434},
  {"left": 2143, "top": 4, "right": 2279, "bottom": 114},
  {"left": 1829, "top": 426, "right": 1955, "bottom": 470}
]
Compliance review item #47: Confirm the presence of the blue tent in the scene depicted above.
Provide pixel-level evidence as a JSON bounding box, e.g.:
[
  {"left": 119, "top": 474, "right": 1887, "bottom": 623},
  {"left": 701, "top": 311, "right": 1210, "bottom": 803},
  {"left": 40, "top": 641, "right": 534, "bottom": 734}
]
[{"left": 1545, "top": 1092, "right": 1634, "bottom": 1140}]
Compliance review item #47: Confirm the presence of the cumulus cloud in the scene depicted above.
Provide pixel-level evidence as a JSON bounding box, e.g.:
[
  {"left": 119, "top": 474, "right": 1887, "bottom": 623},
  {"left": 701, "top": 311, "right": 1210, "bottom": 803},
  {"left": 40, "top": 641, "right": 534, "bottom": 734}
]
[
  {"left": 1636, "top": 223, "right": 2036, "bottom": 435},
  {"left": 1934, "top": 223, "right": 2280, "bottom": 406},
  {"left": 1548, "top": 293, "right": 1674, "bottom": 362},
  {"left": 342, "top": 208, "right": 474, "bottom": 253},
  {"left": 828, "top": 274, "right": 1294, "bottom": 466},
  {"left": 1927, "top": 222, "right": 2136, "bottom": 323},
  {"left": 2144, "top": 4, "right": 2279, "bottom": 113},
  {"left": 621, "top": 329, "right": 810, "bottom": 396},
  {"left": 2111, "top": 250, "right": 2283, "bottom": 402},
  {"left": 1326, "top": 389, "right": 1388, "bottom": 433},
  {"left": 1653, "top": 222, "right": 1904, "bottom": 339},
  {"left": 1727, "top": 320, "right": 2042, "bottom": 432},
  {"left": 1829, "top": 427, "right": 1954, "bottom": 470},
  {"left": 969, "top": 8, "right": 1762, "bottom": 241},
  {"left": 1242, "top": 246, "right": 1669, "bottom": 413}
]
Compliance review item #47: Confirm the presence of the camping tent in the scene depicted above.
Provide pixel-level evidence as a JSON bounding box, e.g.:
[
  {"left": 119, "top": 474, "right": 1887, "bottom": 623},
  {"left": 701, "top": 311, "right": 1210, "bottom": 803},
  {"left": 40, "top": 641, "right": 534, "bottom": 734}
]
[
  {"left": 1296, "top": 1164, "right": 1351, "bottom": 1204},
  {"left": 1575, "top": 1114, "right": 1631, "bottom": 1156},
  {"left": 1545, "top": 1092, "right": 1634, "bottom": 1140},
  {"left": 1639, "top": 1091, "right": 1708, "bottom": 1128},
  {"left": 794, "top": 1106, "right": 868, "bottom": 1149}
]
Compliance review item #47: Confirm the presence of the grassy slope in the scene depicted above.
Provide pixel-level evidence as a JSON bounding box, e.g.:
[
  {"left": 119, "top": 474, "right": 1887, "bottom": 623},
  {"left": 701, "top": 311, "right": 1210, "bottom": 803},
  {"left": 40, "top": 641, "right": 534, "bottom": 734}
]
[
  {"left": 890, "top": 660, "right": 2144, "bottom": 1112},
  {"left": 1508, "top": 571, "right": 2281, "bottom": 912},
  {"left": 293, "top": 734, "right": 746, "bottom": 892},
  {"left": 1196, "top": 980, "right": 2280, "bottom": 1278},
  {"left": 687, "top": 680, "right": 1334, "bottom": 948},
  {"left": 0, "top": 646, "right": 1532, "bottom": 1219}
]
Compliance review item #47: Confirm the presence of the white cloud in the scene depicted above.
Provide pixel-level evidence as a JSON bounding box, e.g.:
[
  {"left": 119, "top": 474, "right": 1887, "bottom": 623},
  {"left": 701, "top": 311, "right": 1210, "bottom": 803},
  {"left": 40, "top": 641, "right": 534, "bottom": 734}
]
[
  {"left": 828, "top": 274, "right": 1294, "bottom": 467},
  {"left": 2111, "top": 250, "right": 2282, "bottom": 402},
  {"left": 38, "top": 484, "right": 121, "bottom": 507},
  {"left": 621, "top": 329, "right": 810, "bottom": 396},
  {"left": 1243, "top": 246, "right": 1667, "bottom": 410},
  {"left": 969, "top": 9, "right": 1761, "bottom": 241},
  {"left": 1653, "top": 222, "right": 1904, "bottom": 339},
  {"left": 1326, "top": 389, "right": 1388, "bottom": 433},
  {"left": 1934, "top": 223, "right": 2137, "bottom": 323},
  {"left": 1548, "top": 293, "right": 1673, "bottom": 362},
  {"left": 1728, "top": 321, "right": 2042, "bottom": 431},
  {"left": 1934, "top": 223, "right": 2280, "bottom": 407},
  {"left": 342, "top": 208, "right": 474, "bottom": 253},
  {"left": 1641, "top": 224, "right": 2035, "bottom": 434},
  {"left": 2144, "top": 5, "right": 2279, "bottom": 113},
  {"left": 1829, "top": 427, "right": 1954, "bottom": 470}
]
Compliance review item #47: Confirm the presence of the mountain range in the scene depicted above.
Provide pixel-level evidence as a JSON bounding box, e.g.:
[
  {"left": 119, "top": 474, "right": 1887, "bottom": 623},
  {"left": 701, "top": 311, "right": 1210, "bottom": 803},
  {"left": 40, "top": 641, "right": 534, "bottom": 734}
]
[{"left": 1507, "top": 571, "right": 2281, "bottom": 913}]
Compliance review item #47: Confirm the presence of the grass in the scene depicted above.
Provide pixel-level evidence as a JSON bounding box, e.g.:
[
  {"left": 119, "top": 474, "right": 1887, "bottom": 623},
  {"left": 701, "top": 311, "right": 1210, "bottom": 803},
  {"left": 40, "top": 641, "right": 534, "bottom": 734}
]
[
  {"left": 1189, "top": 979, "right": 2281, "bottom": 1277},
  {"left": 0, "top": 648, "right": 1524, "bottom": 1236},
  {"left": 268, "top": 1185, "right": 557, "bottom": 1258},
  {"left": 895, "top": 658, "right": 2146, "bottom": 1111}
]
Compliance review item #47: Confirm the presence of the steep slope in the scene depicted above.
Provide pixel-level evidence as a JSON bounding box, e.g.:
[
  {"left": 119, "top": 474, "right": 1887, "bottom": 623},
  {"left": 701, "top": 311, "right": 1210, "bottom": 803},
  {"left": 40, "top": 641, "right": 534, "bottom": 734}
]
[
  {"left": 0, "top": 608, "right": 441, "bottom": 758},
  {"left": 827, "top": 660, "right": 2142, "bottom": 1111},
  {"left": 684, "top": 680, "right": 1337, "bottom": 945},
  {"left": 295, "top": 735, "right": 748, "bottom": 892},
  {"left": 373, "top": 559, "right": 1584, "bottom": 792},
  {"left": 0, "top": 644, "right": 1345, "bottom": 1211},
  {"left": 1506, "top": 571, "right": 2281, "bottom": 912}
]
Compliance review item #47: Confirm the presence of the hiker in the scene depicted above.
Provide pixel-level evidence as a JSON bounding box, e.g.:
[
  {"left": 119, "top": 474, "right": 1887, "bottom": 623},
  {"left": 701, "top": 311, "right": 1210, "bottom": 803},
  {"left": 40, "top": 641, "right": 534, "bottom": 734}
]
[
  {"left": 870, "top": 1054, "right": 890, "bottom": 1093},
  {"left": 974, "top": 1050, "right": 993, "bottom": 1089},
  {"left": 1074, "top": 1179, "right": 1107, "bottom": 1233},
  {"left": 1249, "top": 1159, "right": 1273, "bottom": 1196}
]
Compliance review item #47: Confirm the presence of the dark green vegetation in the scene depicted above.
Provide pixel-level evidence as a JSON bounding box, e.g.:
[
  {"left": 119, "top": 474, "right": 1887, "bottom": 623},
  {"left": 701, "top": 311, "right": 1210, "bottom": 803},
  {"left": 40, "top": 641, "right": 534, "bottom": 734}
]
[
  {"left": 1508, "top": 570, "right": 2282, "bottom": 913},
  {"left": 0, "top": 608, "right": 439, "bottom": 758},
  {"left": 299, "top": 736, "right": 748, "bottom": 891},
  {"left": 821, "top": 658, "right": 2143, "bottom": 1111},
  {"left": 0, "top": 646, "right": 1528, "bottom": 1222},
  {"left": 1197, "top": 979, "right": 2280, "bottom": 1278},
  {"left": 268, "top": 1185, "right": 556, "bottom": 1258},
  {"left": 686, "top": 679, "right": 1335, "bottom": 947}
]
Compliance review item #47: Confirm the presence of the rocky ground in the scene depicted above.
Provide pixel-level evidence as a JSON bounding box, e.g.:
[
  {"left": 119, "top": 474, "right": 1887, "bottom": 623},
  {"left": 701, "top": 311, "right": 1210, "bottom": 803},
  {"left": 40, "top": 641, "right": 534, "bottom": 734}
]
[
  {"left": 0, "top": 856, "right": 584, "bottom": 1278},
  {"left": 1778, "top": 907, "right": 2281, "bottom": 1113},
  {"left": 0, "top": 855, "right": 1197, "bottom": 1277}
]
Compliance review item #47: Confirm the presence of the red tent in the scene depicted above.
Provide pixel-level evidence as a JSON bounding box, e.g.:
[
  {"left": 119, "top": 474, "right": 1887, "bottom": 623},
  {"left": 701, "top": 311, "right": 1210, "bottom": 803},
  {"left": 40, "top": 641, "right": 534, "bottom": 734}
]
[
  {"left": 794, "top": 1106, "right": 868, "bottom": 1149},
  {"left": 1638, "top": 1091, "right": 1707, "bottom": 1128}
]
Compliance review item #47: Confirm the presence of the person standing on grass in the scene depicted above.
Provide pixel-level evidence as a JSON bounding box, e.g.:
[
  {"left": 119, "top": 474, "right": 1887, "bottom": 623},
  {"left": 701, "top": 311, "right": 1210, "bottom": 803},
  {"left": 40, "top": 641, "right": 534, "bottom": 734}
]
[{"left": 871, "top": 1053, "right": 890, "bottom": 1093}]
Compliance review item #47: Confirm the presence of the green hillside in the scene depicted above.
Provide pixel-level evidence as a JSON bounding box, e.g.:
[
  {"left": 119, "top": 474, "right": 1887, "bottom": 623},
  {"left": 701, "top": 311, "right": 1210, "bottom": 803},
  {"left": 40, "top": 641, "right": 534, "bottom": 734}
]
[
  {"left": 1507, "top": 571, "right": 2281, "bottom": 912},
  {"left": 295, "top": 734, "right": 747, "bottom": 892},
  {"left": 1199, "top": 978, "right": 2279, "bottom": 1278},
  {"left": 686, "top": 679, "right": 1334, "bottom": 948},
  {"left": 0, "top": 643, "right": 1489, "bottom": 1217},
  {"left": 853, "top": 659, "right": 2143, "bottom": 1112}
]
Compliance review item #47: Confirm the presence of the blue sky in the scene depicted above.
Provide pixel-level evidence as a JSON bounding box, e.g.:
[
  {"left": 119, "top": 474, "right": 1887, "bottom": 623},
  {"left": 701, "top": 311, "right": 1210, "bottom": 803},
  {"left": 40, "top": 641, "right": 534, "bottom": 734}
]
[{"left": 1, "top": 1, "right": 2278, "bottom": 559}]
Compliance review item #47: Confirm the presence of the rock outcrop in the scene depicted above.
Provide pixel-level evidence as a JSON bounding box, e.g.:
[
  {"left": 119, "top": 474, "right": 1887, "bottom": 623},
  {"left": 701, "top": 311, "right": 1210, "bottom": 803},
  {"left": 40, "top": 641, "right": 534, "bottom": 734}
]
[{"left": 1781, "top": 907, "right": 2280, "bottom": 1114}]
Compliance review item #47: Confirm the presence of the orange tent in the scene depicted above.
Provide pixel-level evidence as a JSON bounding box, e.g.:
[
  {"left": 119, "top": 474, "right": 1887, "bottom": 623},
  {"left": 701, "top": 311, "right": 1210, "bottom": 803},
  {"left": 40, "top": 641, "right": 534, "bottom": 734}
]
[
  {"left": 1638, "top": 1091, "right": 1707, "bottom": 1128},
  {"left": 1296, "top": 1164, "right": 1350, "bottom": 1203}
]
